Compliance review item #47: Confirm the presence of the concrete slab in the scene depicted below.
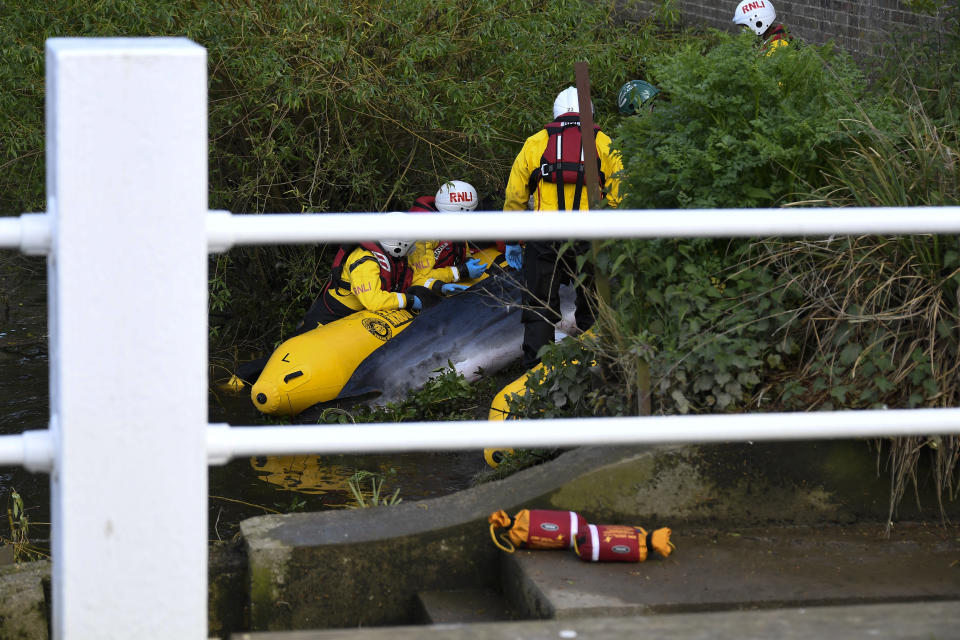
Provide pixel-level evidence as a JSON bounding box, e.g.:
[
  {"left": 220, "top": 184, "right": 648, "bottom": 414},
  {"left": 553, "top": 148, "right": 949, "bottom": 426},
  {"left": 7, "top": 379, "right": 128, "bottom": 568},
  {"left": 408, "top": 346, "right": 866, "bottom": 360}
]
[
  {"left": 230, "top": 600, "right": 960, "bottom": 639},
  {"left": 239, "top": 444, "right": 960, "bottom": 632},
  {"left": 502, "top": 523, "right": 960, "bottom": 619},
  {"left": 0, "top": 560, "right": 49, "bottom": 640},
  {"left": 415, "top": 589, "right": 517, "bottom": 624}
]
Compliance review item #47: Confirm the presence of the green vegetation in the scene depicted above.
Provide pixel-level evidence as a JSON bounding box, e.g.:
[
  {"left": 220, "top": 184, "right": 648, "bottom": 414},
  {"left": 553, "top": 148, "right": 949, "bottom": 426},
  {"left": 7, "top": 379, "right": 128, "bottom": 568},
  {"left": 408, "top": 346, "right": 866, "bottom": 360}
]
[
  {"left": 346, "top": 470, "right": 402, "bottom": 508},
  {"left": 616, "top": 31, "right": 893, "bottom": 209},
  {"left": 3, "top": 489, "right": 46, "bottom": 563},
  {"left": 507, "top": 19, "right": 960, "bottom": 524},
  {"left": 319, "top": 365, "right": 514, "bottom": 424},
  {"left": 1, "top": 0, "right": 666, "bottom": 347},
  {"left": 2, "top": 1, "right": 958, "bottom": 523}
]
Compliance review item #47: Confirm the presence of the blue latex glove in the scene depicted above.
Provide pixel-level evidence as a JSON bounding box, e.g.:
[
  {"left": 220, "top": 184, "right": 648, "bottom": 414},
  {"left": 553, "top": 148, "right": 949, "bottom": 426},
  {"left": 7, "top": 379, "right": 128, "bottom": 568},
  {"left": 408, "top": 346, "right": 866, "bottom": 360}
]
[
  {"left": 504, "top": 244, "right": 523, "bottom": 270},
  {"left": 410, "top": 295, "right": 422, "bottom": 311},
  {"left": 504, "top": 244, "right": 523, "bottom": 271},
  {"left": 463, "top": 258, "right": 488, "bottom": 280},
  {"left": 441, "top": 283, "right": 469, "bottom": 295}
]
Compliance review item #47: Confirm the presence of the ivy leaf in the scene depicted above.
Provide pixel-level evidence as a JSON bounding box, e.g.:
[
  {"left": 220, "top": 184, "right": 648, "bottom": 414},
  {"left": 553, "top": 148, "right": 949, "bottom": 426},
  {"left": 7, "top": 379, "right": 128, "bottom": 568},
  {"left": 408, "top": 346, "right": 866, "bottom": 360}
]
[{"left": 839, "top": 343, "right": 862, "bottom": 367}]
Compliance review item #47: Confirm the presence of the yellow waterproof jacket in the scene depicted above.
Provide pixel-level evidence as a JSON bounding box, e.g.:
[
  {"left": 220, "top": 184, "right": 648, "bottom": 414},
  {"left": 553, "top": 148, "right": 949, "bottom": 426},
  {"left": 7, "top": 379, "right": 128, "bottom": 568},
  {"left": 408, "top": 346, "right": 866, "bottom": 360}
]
[
  {"left": 326, "top": 245, "right": 416, "bottom": 313},
  {"left": 503, "top": 125, "right": 623, "bottom": 212},
  {"left": 763, "top": 25, "right": 790, "bottom": 55},
  {"left": 409, "top": 241, "right": 463, "bottom": 290}
]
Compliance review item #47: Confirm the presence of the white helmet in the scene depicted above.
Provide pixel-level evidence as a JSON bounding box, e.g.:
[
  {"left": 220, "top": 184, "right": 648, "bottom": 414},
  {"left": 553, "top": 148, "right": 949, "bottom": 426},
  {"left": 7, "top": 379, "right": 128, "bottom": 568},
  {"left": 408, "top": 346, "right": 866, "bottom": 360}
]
[
  {"left": 733, "top": 0, "right": 776, "bottom": 36},
  {"left": 435, "top": 180, "right": 479, "bottom": 212},
  {"left": 379, "top": 212, "right": 414, "bottom": 257},
  {"left": 552, "top": 86, "right": 594, "bottom": 119},
  {"left": 379, "top": 239, "right": 414, "bottom": 258}
]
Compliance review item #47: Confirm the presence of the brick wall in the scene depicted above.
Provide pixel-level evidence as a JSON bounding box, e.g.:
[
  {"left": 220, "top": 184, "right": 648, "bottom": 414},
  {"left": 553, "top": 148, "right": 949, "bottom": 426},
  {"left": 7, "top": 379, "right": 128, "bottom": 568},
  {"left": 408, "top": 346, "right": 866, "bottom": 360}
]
[{"left": 630, "top": 0, "right": 947, "bottom": 58}]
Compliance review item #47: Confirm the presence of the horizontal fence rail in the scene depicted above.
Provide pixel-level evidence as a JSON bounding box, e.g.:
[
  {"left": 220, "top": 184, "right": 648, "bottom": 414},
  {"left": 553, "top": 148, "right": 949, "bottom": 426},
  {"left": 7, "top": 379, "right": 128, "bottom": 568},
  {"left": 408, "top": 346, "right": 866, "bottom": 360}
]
[
  {"left": 5, "top": 207, "right": 960, "bottom": 255},
  {"left": 206, "top": 207, "right": 960, "bottom": 249},
  {"left": 0, "top": 213, "right": 52, "bottom": 255},
  {"left": 0, "top": 429, "right": 54, "bottom": 472},
  {"left": 7, "top": 407, "right": 960, "bottom": 470},
  {"left": 206, "top": 407, "right": 960, "bottom": 464}
]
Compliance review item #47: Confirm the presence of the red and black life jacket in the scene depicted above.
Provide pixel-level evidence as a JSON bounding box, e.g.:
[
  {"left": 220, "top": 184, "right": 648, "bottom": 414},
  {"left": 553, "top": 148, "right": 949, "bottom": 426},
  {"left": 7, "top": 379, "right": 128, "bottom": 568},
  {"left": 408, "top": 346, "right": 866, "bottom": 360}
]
[
  {"left": 433, "top": 241, "right": 468, "bottom": 269},
  {"left": 409, "top": 195, "right": 438, "bottom": 213},
  {"left": 410, "top": 195, "right": 467, "bottom": 269},
  {"left": 762, "top": 24, "right": 790, "bottom": 52},
  {"left": 323, "top": 242, "right": 412, "bottom": 298},
  {"left": 528, "top": 114, "right": 606, "bottom": 211}
]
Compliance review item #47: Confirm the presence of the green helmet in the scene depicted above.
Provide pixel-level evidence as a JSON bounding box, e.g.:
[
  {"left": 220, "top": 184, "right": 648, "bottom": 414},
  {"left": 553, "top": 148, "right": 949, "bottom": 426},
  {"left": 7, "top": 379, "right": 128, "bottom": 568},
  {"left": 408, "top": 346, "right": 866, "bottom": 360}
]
[{"left": 617, "top": 80, "right": 660, "bottom": 115}]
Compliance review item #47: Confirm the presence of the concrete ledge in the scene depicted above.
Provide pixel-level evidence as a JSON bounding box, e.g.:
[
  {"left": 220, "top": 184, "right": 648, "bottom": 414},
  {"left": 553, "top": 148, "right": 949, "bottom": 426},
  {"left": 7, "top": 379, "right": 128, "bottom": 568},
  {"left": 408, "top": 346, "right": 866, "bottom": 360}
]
[
  {"left": 415, "top": 589, "right": 516, "bottom": 624},
  {"left": 240, "top": 441, "right": 958, "bottom": 632},
  {"left": 503, "top": 524, "right": 960, "bottom": 619},
  {"left": 241, "top": 446, "right": 636, "bottom": 630},
  {"left": 230, "top": 600, "right": 960, "bottom": 639}
]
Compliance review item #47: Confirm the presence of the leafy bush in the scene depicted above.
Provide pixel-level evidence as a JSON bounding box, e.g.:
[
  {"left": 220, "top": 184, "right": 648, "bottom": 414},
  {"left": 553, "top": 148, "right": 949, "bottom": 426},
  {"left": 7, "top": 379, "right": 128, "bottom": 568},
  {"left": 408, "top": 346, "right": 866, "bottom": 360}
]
[
  {"left": 506, "top": 239, "right": 801, "bottom": 417},
  {"left": 504, "top": 332, "right": 624, "bottom": 418},
  {"left": 613, "top": 30, "right": 889, "bottom": 209}
]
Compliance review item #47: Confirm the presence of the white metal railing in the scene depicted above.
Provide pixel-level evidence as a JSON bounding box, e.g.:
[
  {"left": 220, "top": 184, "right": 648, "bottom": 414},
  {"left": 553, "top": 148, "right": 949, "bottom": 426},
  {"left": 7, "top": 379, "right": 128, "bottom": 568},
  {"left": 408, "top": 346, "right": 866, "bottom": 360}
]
[
  {"left": 9, "top": 207, "right": 960, "bottom": 253},
  {"left": 205, "top": 409, "right": 960, "bottom": 462},
  {"left": 2, "top": 37, "right": 960, "bottom": 639}
]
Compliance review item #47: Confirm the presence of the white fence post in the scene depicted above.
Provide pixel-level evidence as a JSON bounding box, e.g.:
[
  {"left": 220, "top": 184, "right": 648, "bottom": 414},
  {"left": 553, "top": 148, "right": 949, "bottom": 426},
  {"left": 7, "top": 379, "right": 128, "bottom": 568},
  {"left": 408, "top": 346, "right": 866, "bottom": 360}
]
[{"left": 46, "top": 38, "right": 208, "bottom": 639}]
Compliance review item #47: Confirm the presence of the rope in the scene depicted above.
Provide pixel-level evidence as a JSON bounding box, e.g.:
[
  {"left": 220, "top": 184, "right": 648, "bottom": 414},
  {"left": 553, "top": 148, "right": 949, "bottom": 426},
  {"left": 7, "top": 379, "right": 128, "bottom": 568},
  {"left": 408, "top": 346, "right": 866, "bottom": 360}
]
[{"left": 489, "top": 523, "right": 515, "bottom": 553}]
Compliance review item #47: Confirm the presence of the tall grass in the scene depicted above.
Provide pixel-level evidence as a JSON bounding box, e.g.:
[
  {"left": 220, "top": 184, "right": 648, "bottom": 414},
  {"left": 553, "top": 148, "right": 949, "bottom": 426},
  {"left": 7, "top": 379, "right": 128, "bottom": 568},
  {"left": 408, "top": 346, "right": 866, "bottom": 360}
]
[{"left": 778, "top": 91, "right": 960, "bottom": 530}]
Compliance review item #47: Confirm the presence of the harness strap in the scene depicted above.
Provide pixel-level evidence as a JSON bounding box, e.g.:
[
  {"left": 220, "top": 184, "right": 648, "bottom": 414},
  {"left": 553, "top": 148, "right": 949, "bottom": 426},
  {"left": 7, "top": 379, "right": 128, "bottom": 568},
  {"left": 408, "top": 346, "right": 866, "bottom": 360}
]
[
  {"left": 572, "top": 144, "right": 586, "bottom": 210},
  {"left": 532, "top": 118, "right": 606, "bottom": 210},
  {"left": 556, "top": 128, "right": 565, "bottom": 210}
]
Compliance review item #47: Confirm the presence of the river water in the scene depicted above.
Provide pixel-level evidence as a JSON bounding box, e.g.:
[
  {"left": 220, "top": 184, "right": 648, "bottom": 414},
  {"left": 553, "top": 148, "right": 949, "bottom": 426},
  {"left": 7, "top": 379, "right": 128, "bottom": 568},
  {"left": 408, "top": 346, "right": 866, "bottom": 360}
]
[{"left": 0, "top": 254, "right": 484, "bottom": 550}]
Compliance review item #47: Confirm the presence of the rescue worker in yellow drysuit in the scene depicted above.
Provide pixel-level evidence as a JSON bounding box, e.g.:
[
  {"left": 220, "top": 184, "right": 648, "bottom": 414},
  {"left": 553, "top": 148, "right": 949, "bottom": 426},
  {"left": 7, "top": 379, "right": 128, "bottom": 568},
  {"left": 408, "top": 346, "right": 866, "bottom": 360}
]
[
  {"left": 235, "top": 229, "right": 420, "bottom": 385},
  {"left": 502, "top": 86, "right": 623, "bottom": 369},
  {"left": 408, "top": 180, "right": 489, "bottom": 295},
  {"left": 299, "top": 236, "right": 419, "bottom": 332},
  {"left": 732, "top": 0, "right": 790, "bottom": 54}
]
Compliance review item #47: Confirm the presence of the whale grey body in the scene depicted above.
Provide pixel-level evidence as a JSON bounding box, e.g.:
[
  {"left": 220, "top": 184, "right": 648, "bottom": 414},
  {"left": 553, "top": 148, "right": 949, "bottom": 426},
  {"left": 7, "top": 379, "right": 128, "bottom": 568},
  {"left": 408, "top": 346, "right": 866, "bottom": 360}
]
[
  {"left": 336, "top": 267, "right": 524, "bottom": 406},
  {"left": 336, "top": 266, "right": 577, "bottom": 407}
]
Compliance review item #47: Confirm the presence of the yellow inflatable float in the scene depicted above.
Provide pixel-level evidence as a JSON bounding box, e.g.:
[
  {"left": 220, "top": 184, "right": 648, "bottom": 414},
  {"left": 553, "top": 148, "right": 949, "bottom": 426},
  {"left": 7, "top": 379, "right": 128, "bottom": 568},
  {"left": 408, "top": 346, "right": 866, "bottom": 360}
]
[
  {"left": 488, "top": 328, "right": 597, "bottom": 421},
  {"left": 488, "top": 362, "right": 547, "bottom": 421},
  {"left": 251, "top": 308, "right": 415, "bottom": 415}
]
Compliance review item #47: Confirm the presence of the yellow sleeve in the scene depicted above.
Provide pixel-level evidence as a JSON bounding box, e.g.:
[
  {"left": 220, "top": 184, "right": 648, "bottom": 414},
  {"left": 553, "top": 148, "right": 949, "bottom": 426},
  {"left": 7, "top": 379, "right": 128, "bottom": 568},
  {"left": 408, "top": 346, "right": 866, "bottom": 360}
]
[
  {"left": 765, "top": 38, "right": 790, "bottom": 55},
  {"left": 409, "top": 241, "right": 459, "bottom": 289},
  {"left": 503, "top": 131, "right": 548, "bottom": 212},
  {"left": 346, "top": 248, "right": 412, "bottom": 311},
  {"left": 597, "top": 131, "right": 623, "bottom": 208}
]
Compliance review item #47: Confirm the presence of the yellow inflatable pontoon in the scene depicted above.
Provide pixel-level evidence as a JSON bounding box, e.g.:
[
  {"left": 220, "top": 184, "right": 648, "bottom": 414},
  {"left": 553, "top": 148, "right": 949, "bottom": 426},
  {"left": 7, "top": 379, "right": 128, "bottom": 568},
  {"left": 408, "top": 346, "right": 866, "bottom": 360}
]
[
  {"left": 251, "top": 308, "right": 415, "bottom": 415},
  {"left": 488, "top": 362, "right": 547, "bottom": 421},
  {"left": 488, "top": 329, "right": 596, "bottom": 421}
]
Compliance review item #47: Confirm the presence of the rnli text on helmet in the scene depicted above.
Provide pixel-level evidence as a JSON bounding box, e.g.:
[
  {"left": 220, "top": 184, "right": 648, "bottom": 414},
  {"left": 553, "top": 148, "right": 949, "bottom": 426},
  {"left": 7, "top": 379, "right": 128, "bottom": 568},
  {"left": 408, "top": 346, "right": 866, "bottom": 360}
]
[{"left": 741, "top": 0, "right": 767, "bottom": 13}]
